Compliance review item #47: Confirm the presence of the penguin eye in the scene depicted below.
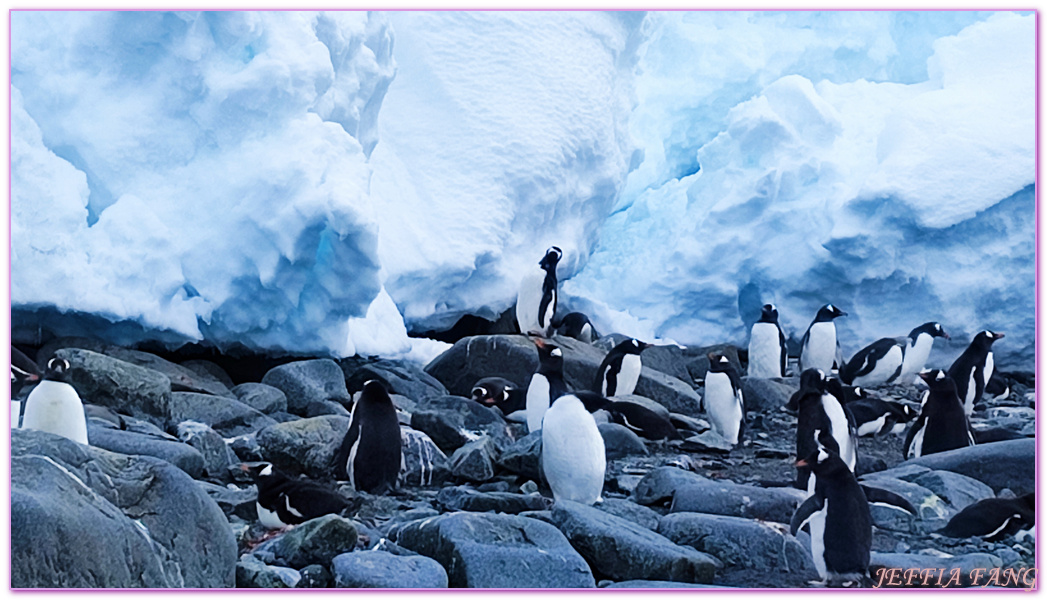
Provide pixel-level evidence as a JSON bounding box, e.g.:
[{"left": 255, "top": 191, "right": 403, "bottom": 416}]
[
  {"left": 551, "top": 348, "right": 562, "bottom": 357},
  {"left": 471, "top": 387, "right": 484, "bottom": 398}
]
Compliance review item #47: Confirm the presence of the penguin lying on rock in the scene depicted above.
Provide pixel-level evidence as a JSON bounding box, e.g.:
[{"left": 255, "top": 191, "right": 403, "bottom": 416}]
[
  {"left": 573, "top": 391, "right": 682, "bottom": 441},
  {"left": 242, "top": 462, "right": 353, "bottom": 529},
  {"left": 845, "top": 398, "right": 918, "bottom": 437},
  {"left": 557, "top": 312, "right": 598, "bottom": 343},
  {"left": 937, "top": 493, "right": 1034, "bottom": 542},
  {"left": 471, "top": 377, "right": 526, "bottom": 418}
]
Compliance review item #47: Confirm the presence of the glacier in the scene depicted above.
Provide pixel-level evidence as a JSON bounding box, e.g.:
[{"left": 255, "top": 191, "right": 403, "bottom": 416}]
[{"left": 9, "top": 10, "right": 1036, "bottom": 369}]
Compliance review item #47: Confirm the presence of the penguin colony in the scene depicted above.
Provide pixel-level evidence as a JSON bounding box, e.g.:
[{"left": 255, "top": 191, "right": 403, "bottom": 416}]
[{"left": 7, "top": 245, "right": 1029, "bottom": 588}]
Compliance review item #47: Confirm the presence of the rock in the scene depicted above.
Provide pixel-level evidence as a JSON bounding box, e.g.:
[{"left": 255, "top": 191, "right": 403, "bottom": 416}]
[
  {"left": 912, "top": 470, "right": 995, "bottom": 512},
  {"left": 549, "top": 500, "right": 719, "bottom": 583},
  {"left": 196, "top": 480, "right": 257, "bottom": 520},
  {"left": 869, "top": 552, "right": 1002, "bottom": 587},
  {"left": 668, "top": 413, "right": 710, "bottom": 434},
  {"left": 449, "top": 436, "right": 498, "bottom": 483},
  {"left": 902, "top": 439, "right": 1035, "bottom": 494},
  {"left": 604, "top": 580, "right": 726, "bottom": 588},
  {"left": 741, "top": 377, "right": 797, "bottom": 412},
  {"left": 168, "top": 392, "right": 276, "bottom": 438},
  {"left": 680, "top": 430, "right": 734, "bottom": 453},
  {"left": 341, "top": 358, "right": 448, "bottom": 401},
  {"left": 865, "top": 463, "right": 933, "bottom": 483},
  {"left": 599, "top": 423, "right": 649, "bottom": 459},
  {"left": 400, "top": 427, "right": 450, "bottom": 487},
  {"left": 86, "top": 420, "right": 205, "bottom": 478},
  {"left": 303, "top": 400, "right": 351, "bottom": 417},
  {"left": 102, "top": 347, "right": 235, "bottom": 398},
  {"left": 993, "top": 548, "right": 1022, "bottom": 567},
  {"left": 411, "top": 395, "right": 513, "bottom": 453},
  {"left": 52, "top": 348, "right": 171, "bottom": 426},
  {"left": 236, "top": 555, "right": 296, "bottom": 588},
  {"left": 660, "top": 512, "right": 816, "bottom": 575},
  {"left": 496, "top": 430, "right": 543, "bottom": 481},
  {"left": 256, "top": 416, "right": 349, "bottom": 478},
  {"left": 332, "top": 551, "right": 449, "bottom": 588},
  {"left": 12, "top": 429, "right": 236, "bottom": 587},
  {"left": 261, "top": 359, "right": 352, "bottom": 416},
  {"left": 635, "top": 344, "right": 694, "bottom": 383},
  {"left": 180, "top": 359, "right": 236, "bottom": 390},
  {"left": 633, "top": 467, "right": 710, "bottom": 506},
  {"left": 229, "top": 433, "right": 264, "bottom": 462},
  {"left": 176, "top": 421, "right": 240, "bottom": 480},
  {"left": 232, "top": 383, "right": 289, "bottom": 414},
  {"left": 859, "top": 477, "right": 954, "bottom": 531},
  {"left": 595, "top": 497, "right": 662, "bottom": 531},
  {"left": 869, "top": 503, "right": 917, "bottom": 533},
  {"left": 669, "top": 481, "right": 807, "bottom": 523},
  {"left": 35, "top": 336, "right": 110, "bottom": 369},
  {"left": 436, "top": 486, "right": 551, "bottom": 514},
  {"left": 391, "top": 511, "right": 595, "bottom": 588},
  {"left": 684, "top": 344, "right": 742, "bottom": 382},
  {"left": 297, "top": 564, "right": 333, "bottom": 588},
  {"left": 253, "top": 515, "right": 358, "bottom": 569}
]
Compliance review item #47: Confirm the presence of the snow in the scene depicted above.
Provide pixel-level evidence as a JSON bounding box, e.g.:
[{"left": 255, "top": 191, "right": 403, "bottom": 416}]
[{"left": 10, "top": 11, "right": 1036, "bottom": 368}]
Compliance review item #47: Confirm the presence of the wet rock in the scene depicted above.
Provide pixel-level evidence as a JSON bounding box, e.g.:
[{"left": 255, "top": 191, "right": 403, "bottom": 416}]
[
  {"left": 261, "top": 359, "right": 352, "bottom": 416},
  {"left": 435, "top": 486, "right": 551, "bottom": 514},
  {"left": 599, "top": 423, "right": 649, "bottom": 459},
  {"left": 168, "top": 392, "right": 277, "bottom": 438},
  {"left": 253, "top": 515, "right": 358, "bottom": 569},
  {"left": 680, "top": 430, "right": 734, "bottom": 453},
  {"left": 103, "top": 347, "right": 234, "bottom": 398},
  {"left": 53, "top": 348, "right": 171, "bottom": 426},
  {"left": 341, "top": 358, "right": 448, "bottom": 401},
  {"left": 400, "top": 427, "right": 450, "bottom": 487},
  {"left": 741, "top": 377, "right": 797, "bottom": 413},
  {"left": 232, "top": 383, "right": 288, "bottom": 415},
  {"left": 496, "top": 430, "right": 542, "bottom": 481},
  {"left": 86, "top": 419, "right": 205, "bottom": 478},
  {"left": 869, "top": 552, "right": 1003, "bottom": 587},
  {"left": 196, "top": 480, "right": 257, "bottom": 520},
  {"left": 859, "top": 477, "right": 954, "bottom": 531},
  {"left": 912, "top": 470, "right": 995, "bottom": 512},
  {"left": 411, "top": 395, "right": 512, "bottom": 454},
  {"left": 176, "top": 420, "right": 240, "bottom": 480},
  {"left": 449, "top": 436, "right": 498, "bottom": 483},
  {"left": 332, "top": 551, "right": 449, "bottom": 588},
  {"left": 633, "top": 467, "right": 710, "bottom": 506},
  {"left": 237, "top": 555, "right": 296, "bottom": 588},
  {"left": 902, "top": 439, "right": 1034, "bottom": 494},
  {"left": 660, "top": 512, "right": 816, "bottom": 576},
  {"left": 180, "top": 359, "right": 236, "bottom": 390},
  {"left": 869, "top": 503, "right": 917, "bottom": 533},
  {"left": 256, "top": 416, "right": 349, "bottom": 479},
  {"left": 669, "top": 481, "right": 806, "bottom": 524},
  {"left": 296, "top": 564, "right": 333, "bottom": 588},
  {"left": 595, "top": 497, "right": 662, "bottom": 531}
]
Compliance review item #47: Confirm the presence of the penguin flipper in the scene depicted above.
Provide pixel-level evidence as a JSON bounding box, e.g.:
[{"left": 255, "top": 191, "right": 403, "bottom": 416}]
[
  {"left": 790, "top": 494, "right": 825, "bottom": 536},
  {"left": 777, "top": 325, "right": 788, "bottom": 377},
  {"left": 902, "top": 415, "right": 925, "bottom": 459},
  {"left": 798, "top": 327, "right": 812, "bottom": 371},
  {"left": 332, "top": 418, "right": 360, "bottom": 480},
  {"left": 861, "top": 485, "right": 917, "bottom": 514}
]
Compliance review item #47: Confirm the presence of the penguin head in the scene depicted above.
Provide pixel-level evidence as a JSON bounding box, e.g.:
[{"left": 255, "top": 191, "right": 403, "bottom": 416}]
[
  {"left": 759, "top": 304, "right": 779, "bottom": 323},
  {"left": 241, "top": 461, "right": 286, "bottom": 486},
  {"left": 43, "top": 357, "right": 72, "bottom": 383},
  {"left": 918, "top": 369, "right": 958, "bottom": 394},
  {"left": 539, "top": 246, "right": 563, "bottom": 271},
  {"left": 359, "top": 380, "right": 393, "bottom": 405},
  {"left": 470, "top": 385, "right": 493, "bottom": 405},
  {"left": 533, "top": 338, "right": 564, "bottom": 373},
  {"left": 798, "top": 368, "right": 828, "bottom": 393},
  {"left": 706, "top": 353, "right": 734, "bottom": 374},
  {"left": 620, "top": 339, "right": 651, "bottom": 355},
  {"left": 815, "top": 304, "right": 847, "bottom": 322},
  {"left": 975, "top": 330, "right": 1005, "bottom": 347},
  {"left": 910, "top": 321, "right": 950, "bottom": 340},
  {"left": 796, "top": 444, "right": 849, "bottom": 476}
]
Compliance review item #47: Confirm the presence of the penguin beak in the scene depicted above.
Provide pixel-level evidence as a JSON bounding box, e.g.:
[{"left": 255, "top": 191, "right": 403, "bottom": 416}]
[
  {"left": 918, "top": 371, "right": 934, "bottom": 384},
  {"left": 942, "top": 331, "right": 951, "bottom": 340},
  {"left": 993, "top": 332, "right": 1005, "bottom": 340},
  {"left": 640, "top": 342, "right": 653, "bottom": 350},
  {"left": 532, "top": 337, "right": 547, "bottom": 349},
  {"left": 240, "top": 463, "right": 252, "bottom": 473},
  {"left": 795, "top": 459, "right": 809, "bottom": 468}
]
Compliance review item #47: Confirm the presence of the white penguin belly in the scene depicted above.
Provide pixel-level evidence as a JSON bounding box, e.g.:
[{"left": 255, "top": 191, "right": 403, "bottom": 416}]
[
  {"left": 983, "top": 352, "right": 994, "bottom": 394},
  {"left": 541, "top": 396, "right": 605, "bottom": 505},
  {"left": 899, "top": 335, "right": 933, "bottom": 380},
  {"left": 12, "top": 400, "right": 21, "bottom": 428},
  {"left": 516, "top": 270, "right": 544, "bottom": 335},
  {"left": 809, "top": 500, "right": 829, "bottom": 579},
  {"left": 821, "top": 394, "right": 854, "bottom": 470},
  {"left": 909, "top": 423, "right": 926, "bottom": 458},
  {"left": 526, "top": 374, "right": 551, "bottom": 433},
  {"left": 705, "top": 373, "right": 743, "bottom": 444},
  {"left": 856, "top": 414, "right": 887, "bottom": 437},
  {"left": 21, "top": 381, "right": 88, "bottom": 445},
  {"left": 579, "top": 323, "right": 593, "bottom": 344},
  {"left": 613, "top": 354, "right": 642, "bottom": 397},
  {"left": 256, "top": 501, "right": 286, "bottom": 529},
  {"left": 803, "top": 323, "right": 837, "bottom": 373},
  {"left": 964, "top": 367, "right": 977, "bottom": 415},
  {"left": 748, "top": 323, "right": 783, "bottom": 378},
  {"left": 853, "top": 345, "right": 902, "bottom": 387}
]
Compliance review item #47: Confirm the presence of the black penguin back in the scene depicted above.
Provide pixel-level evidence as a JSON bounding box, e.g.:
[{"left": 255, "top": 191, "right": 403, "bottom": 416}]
[
  {"left": 908, "top": 370, "right": 973, "bottom": 457},
  {"left": 336, "top": 380, "right": 402, "bottom": 494}
]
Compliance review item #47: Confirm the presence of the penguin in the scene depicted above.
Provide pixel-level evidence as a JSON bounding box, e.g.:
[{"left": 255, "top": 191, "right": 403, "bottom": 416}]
[
  {"left": 799, "top": 304, "right": 847, "bottom": 374},
  {"left": 333, "top": 380, "right": 402, "bottom": 494},
  {"left": 903, "top": 370, "right": 975, "bottom": 459},
  {"left": 703, "top": 353, "right": 746, "bottom": 445},
  {"left": 541, "top": 393, "right": 606, "bottom": 505},
  {"left": 794, "top": 369, "right": 857, "bottom": 492},
  {"left": 526, "top": 338, "right": 568, "bottom": 432},
  {"left": 839, "top": 338, "right": 904, "bottom": 387},
  {"left": 785, "top": 378, "right": 867, "bottom": 414},
  {"left": 11, "top": 346, "right": 40, "bottom": 428},
  {"left": 594, "top": 338, "right": 650, "bottom": 398},
  {"left": 790, "top": 446, "right": 872, "bottom": 586},
  {"left": 896, "top": 322, "right": 950, "bottom": 382},
  {"left": 983, "top": 371, "right": 1011, "bottom": 403},
  {"left": 557, "top": 312, "right": 598, "bottom": 343},
  {"left": 516, "top": 246, "right": 562, "bottom": 336},
  {"left": 946, "top": 330, "right": 1004, "bottom": 416},
  {"left": 574, "top": 391, "right": 681, "bottom": 441},
  {"left": 748, "top": 304, "right": 787, "bottom": 378},
  {"left": 242, "top": 462, "right": 351, "bottom": 529},
  {"left": 938, "top": 493, "right": 1035, "bottom": 542},
  {"left": 470, "top": 377, "right": 526, "bottom": 415},
  {"left": 20, "top": 357, "right": 88, "bottom": 445},
  {"left": 844, "top": 398, "right": 919, "bottom": 437}
]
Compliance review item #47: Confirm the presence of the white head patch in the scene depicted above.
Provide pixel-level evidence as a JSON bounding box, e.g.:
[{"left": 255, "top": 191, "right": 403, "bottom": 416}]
[
  {"left": 827, "top": 304, "right": 834, "bottom": 311},
  {"left": 817, "top": 448, "right": 829, "bottom": 463},
  {"left": 551, "top": 348, "right": 562, "bottom": 358},
  {"left": 984, "top": 331, "right": 994, "bottom": 338},
  {"left": 719, "top": 356, "right": 728, "bottom": 364},
  {"left": 855, "top": 387, "right": 863, "bottom": 396},
  {"left": 935, "top": 371, "right": 945, "bottom": 381},
  {"left": 260, "top": 464, "right": 273, "bottom": 477}
]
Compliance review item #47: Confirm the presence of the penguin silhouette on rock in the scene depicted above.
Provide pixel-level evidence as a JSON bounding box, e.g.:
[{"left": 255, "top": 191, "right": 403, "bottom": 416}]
[
  {"left": 704, "top": 353, "right": 746, "bottom": 445},
  {"left": 748, "top": 304, "right": 788, "bottom": 378},
  {"left": 243, "top": 462, "right": 352, "bottom": 529},
  {"left": 794, "top": 369, "right": 856, "bottom": 492},
  {"left": 594, "top": 338, "right": 651, "bottom": 397},
  {"left": 947, "top": 330, "right": 1005, "bottom": 416},
  {"left": 516, "top": 246, "right": 562, "bottom": 336},
  {"left": 526, "top": 338, "right": 568, "bottom": 432},
  {"left": 21, "top": 357, "right": 88, "bottom": 445},
  {"left": 334, "top": 380, "right": 403, "bottom": 494},
  {"left": 541, "top": 393, "right": 606, "bottom": 505},
  {"left": 799, "top": 304, "right": 847, "bottom": 374},
  {"left": 904, "top": 369, "right": 974, "bottom": 459}
]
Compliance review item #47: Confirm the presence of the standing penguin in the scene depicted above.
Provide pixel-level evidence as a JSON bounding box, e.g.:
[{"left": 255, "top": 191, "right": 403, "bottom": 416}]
[
  {"left": 839, "top": 338, "right": 904, "bottom": 387},
  {"left": 557, "top": 312, "right": 598, "bottom": 343},
  {"left": 904, "top": 369, "right": 974, "bottom": 459},
  {"left": 526, "top": 338, "right": 568, "bottom": 432},
  {"left": 748, "top": 304, "right": 788, "bottom": 378},
  {"left": 242, "top": 462, "right": 351, "bottom": 529},
  {"left": 794, "top": 369, "right": 857, "bottom": 492},
  {"left": 541, "top": 394, "right": 606, "bottom": 505},
  {"left": 799, "top": 304, "right": 847, "bottom": 374},
  {"left": 21, "top": 357, "right": 88, "bottom": 445},
  {"left": 594, "top": 338, "right": 650, "bottom": 397},
  {"left": 11, "top": 346, "right": 40, "bottom": 428},
  {"left": 897, "top": 322, "right": 950, "bottom": 382},
  {"left": 516, "top": 246, "right": 562, "bottom": 337},
  {"left": 703, "top": 353, "right": 746, "bottom": 445},
  {"left": 947, "top": 330, "right": 1005, "bottom": 416},
  {"left": 333, "top": 380, "right": 402, "bottom": 494}
]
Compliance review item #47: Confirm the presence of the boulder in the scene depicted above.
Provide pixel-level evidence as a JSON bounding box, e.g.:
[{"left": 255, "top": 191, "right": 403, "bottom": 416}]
[
  {"left": 180, "top": 359, "right": 236, "bottom": 390},
  {"left": 683, "top": 344, "right": 742, "bottom": 382},
  {"left": 253, "top": 515, "right": 358, "bottom": 569},
  {"left": 869, "top": 552, "right": 1003, "bottom": 587},
  {"left": 256, "top": 416, "right": 349, "bottom": 479},
  {"left": 659, "top": 512, "right": 816, "bottom": 575},
  {"left": 633, "top": 467, "right": 710, "bottom": 506},
  {"left": 741, "top": 377, "right": 797, "bottom": 412},
  {"left": 912, "top": 470, "right": 995, "bottom": 512},
  {"left": 595, "top": 497, "right": 662, "bottom": 531},
  {"left": 297, "top": 564, "right": 333, "bottom": 588},
  {"left": 53, "top": 348, "right": 171, "bottom": 426},
  {"left": 261, "top": 359, "right": 352, "bottom": 415},
  {"left": 168, "top": 392, "right": 277, "bottom": 438},
  {"left": 236, "top": 555, "right": 299, "bottom": 588},
  {"left": 391, "top": 512, "right": 595, "bottom": 588},
  {"left": 435, "top": 486, "right": 551, "bottom": 514},
  {"left": 901, "top": 439, "right": 1034, "bottom": 495},
  {"left": 400, "top": 427, "right": 450, "bottom": 487},
  {"left": 680, "top": 430, "right": 734, "bottom": 453},
  {"left": 859, "top": 477, "right": 954, "bottom": 531},
  {"left": 103, "top": 347, "right": 234, "bottom": 398},
  {"left": 332, "top": 551, "right": 448, "bottom": 588},
  {"left": 549, "top": 500, "right": 719, "bottom": 583},
  {"left": 410, "top": 395, "right": 513, "bottom": 453},
  {"left": 175, "top": 421, "right": 240, "bottom": 480},
  {"left": 232, "top": 383, "right": 289, "bottom": 414},
  {"left": 599, "top": 423, "right": 649, "bottom": 459},
  {"left": 669, "top": 481, "right": 807, "bottom": 523},
  {"left": 496, "top": 430, "right": 542, "bottom": 481},
  {"left": 86, "top": 419, "right": 205, "bottom": 478},
  {"left": 341, "top": 358, "right": 448, "bottom": 401},
  {"left": 35, "top": 336, "right": 109, "bottom": 369},
  {"left": 196, "top": 480, "right": 257, "bottom": 520},
  {"left": 449, "top": 436, "right": 498, "bottom": 483}
]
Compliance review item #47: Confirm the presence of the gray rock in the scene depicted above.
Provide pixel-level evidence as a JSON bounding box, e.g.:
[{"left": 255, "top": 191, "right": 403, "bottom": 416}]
[
  {"left": 332, "top": 551, "right": 448, "bottom": 588},
  {"left": 497, "top": 430, "right": 542, "bottom": 481},
  {"left": 400, "top": 427, "right": 450, "bottom": 487},
  {"left": 684, "top": 344, "right": 742, "bottom": 382},
  {"left": 296, "top": 564, "right": 333, "bottom": 588},
  {"left": 633, "top": 467, "right": 710, "bottom": 506},
  {"left": 436, "top": 486, "right": 551, "bottom": 514},
  {"left": 680, "top": 430, "right": 734, "bottom": 453},
  {"left": 864, "top": 463, "right": 933, "bottom": 483},
  {"left": 304, "top": 400, "right": 351, "bottom": 417},
  {"left": 993, "top": 548, "right": 1022, "bottom": 567},
  {"left": 902, "top": 439, "right": 1035, "bottom": 494},
  {"left": 253, "top": 514, "right": 358, "bottom": 569},
  {"left": 669, "top": 481, "right": 807, "bottom": 524},
  {"left": 180, "top": 359, "right": 236, "bottom": 390},
  {"left": 595, "top": 497, "right": 662, "bottom": 531},
  {"left": 237, "top": 555, "right": 294, "bottom": 588},
  {"left": 604, "top": 580, "right": 727, "bottom": 588},
  {"left": 196, "top": 480, "right": 257, "bottom": 520},
  {"left": 869, "top": 552, "right": 1002, "bottom": 587},
  {"left": 859, "top": 477, "right": 954, "bottom": 531},
  {"left": 169, "top": 392, "right": 277, "bottom": 438},
  {"left": 913, "top": 470, "right": 995, "bottom": 511},
  {"left": 869, "top": 503, "right": 917, "bottom": 533},
  {"left": 103, "top": 347, "right": 235, "bottom": 398},
  {"left": 660, "top": 512, "right": 816, "bottom": 575},
  {"left": 86, "top": 420, "right": 205, "bottom": 478},
  {"left": 53, "top": 348, "right": 171, "bottom": 426},
  {"left": 232, "top": 383, "right": 289, "bottom": 414},
  {"left": 741, "top": 377, "right": 797, "bottom": 412},
  {"left": 599, "top": 422, "right": 649, "bottom": 459},
  {"left": 262, "top": 359, "right": 352, "bottom": 416},
  {"left": 229, "top": 433, "right": 264, "bottom": 462},
  {"left": 410, "top": 395, "right": 513, "bottom": 453},
  {"left": 176, "top": 420, "right": 240, "bottom": 480},
  {"left": 449, "top": 436, "right": 498, "bottom": 483},
  {"left": 256, "top": 416, "right": 349, "bottom": 479},
  {"left": 391, "top": 511, "right": 594, "bottom": 588},
  {"left": 12, "top": 429, "right": 236, "bottom": 587},
  {"left": 550, "top": 500, "right": 719, "bottom": 583},
  {"left": 612, "top": 394, "right": 672, "bottom": 418},
  {"left": 35, "top": 336, "right": 109, "bottom": 369},
  {"left": 341, "top": 358, "right": 448, "bottom": 401}
]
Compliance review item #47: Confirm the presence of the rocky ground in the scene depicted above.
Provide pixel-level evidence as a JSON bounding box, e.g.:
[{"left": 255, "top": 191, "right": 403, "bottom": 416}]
[{"left": 10, "top": 333, "right": 1037, "bottom": 589}]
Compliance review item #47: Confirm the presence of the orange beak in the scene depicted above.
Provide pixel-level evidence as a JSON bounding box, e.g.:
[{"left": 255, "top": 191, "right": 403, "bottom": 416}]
[{"left": 795, "top": 459, "right": 808, "bottom": 468}]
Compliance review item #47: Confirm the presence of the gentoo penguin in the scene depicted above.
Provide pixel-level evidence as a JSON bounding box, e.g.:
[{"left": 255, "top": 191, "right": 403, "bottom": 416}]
[
  {"left": 839, "top": 338, "right": 904, "bottom": 387},
  {"left": 20, "top": 357, "right": 88, "bottom": 445},
  {"left": 11, "top": 346, "right": 40, "bottom": 428},
  {"left": 938, "top": 493, "right": 1035, "bottom": 542},
  {"left": 748, "top": 304, "right": 787, "bottom": 378},
  {"left": 794, "top": 369, "right": 856, "bottom": 492},
  {"left": 242, "top": 462, "right": 351, "bottom": 529},
  {"left": 594, "top": 338, "right": 650, "bottom": 397},
  {"left": 785, "top": 378, "right": 866, "bottom": 414},
  {"left": 799, "top": 304, "right": 847, "bottom": 374},
  {"left": 790, "top": 446, "right": 872, "bottom": 586},
  {"left": 557, "top": 312, "right": 598, "bottom": 343},
  {"left": 541, "top": 393, "right": 606, "bottom": 505},
  {"left": 526, "top": 338, "right": 568, "bottom": 432},
  {"left": 947, "top": 330, "right": 1004, "bottom": 416},
  {"left": 333, "top": 380, "right": 402, "bottom": 494},
  {"left": 575, "top": 391, "right": 681, "bottom": 440},
  {"left": 471, "top": 377, "right": 526, "bottom": 415},
  {"left": 983, "top": 371, "right": 1011, "bottom": 403},
  {"left": 903, "top": 370, "right": 974, "bottom": 459},
  {"left": 897, "top": 322, "right": 950, "bottom": 382},
  {"left": 845, "top": 398, "right": 918, "bottom": 437},
  {"left": 703, "top": 353, "right": 746, "bottom": 445},
  {"left": 516, "top": 246, "right": 562, "bottom": 336}
]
